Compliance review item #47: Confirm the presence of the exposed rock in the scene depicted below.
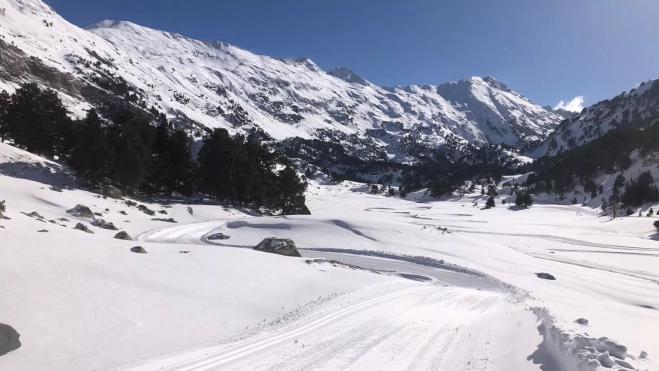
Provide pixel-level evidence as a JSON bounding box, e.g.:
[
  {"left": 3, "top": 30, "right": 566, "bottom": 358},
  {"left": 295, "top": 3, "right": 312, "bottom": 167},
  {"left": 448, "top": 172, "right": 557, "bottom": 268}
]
[
  {"left": 575, "top": 318, "right": 589, "bottom": 326},
  {"left": 94, "top": 212, "right": 103, "bottom": 217},
  {"left": 158, "top": 210, "right": 168, "bottom": 215},
  {"left": 91, "top": 219, "right": 118, "bottom": 230},
  {"left": 640, "top": 351, "right": 648, "bottom": 359},
  {"left": 151, "top": 218, "right": 177, "bottom": 223},
  {"left": 23, "top": 211, "right": 44, "bottom": 219},
  {"left": 535, "top": 272, "right": 556, "bottom": 280},
  {"left": 57, "top": 218, "right": 70, "bottom": 222},
  {"left": 253, "top": 238, "right": 301, "bottom": 257},
  {"left": 207, "top": 233, "right": 230, "bottom": 240},
  {"left": 179, "top": 251, "right": 190, "bottom": 254},
  {"left": 67, "top": 204, "right": 95, "bottom": 219},
  {"left": 74, "top": 223, "right": 94, "bottom": 234},
  {"left": 0, "top": 323, "right": 21, "bottom": 356},
  {"left": 130, "top": 246, "right": 147, "bottom": 254},
  {"left": 138, "top": 205, "right": 155, "bottom": 216},
  {"left": 103, "top": 185, "right": 122, "bottom": 199},
  {"left": 37, "top": 229, "right": 48, "bottom": 233},
  {"left": 49, "top": 186, "right": 63, "bottom": 192},
  {"left": 114, "top": 231, "right": 133, "bottom": 240},
  {"left": 119, "top": 210, "right": 127, "bottom": 215},
  {"left": 125, "top": 200, "right": 137, "bottom": 207}
]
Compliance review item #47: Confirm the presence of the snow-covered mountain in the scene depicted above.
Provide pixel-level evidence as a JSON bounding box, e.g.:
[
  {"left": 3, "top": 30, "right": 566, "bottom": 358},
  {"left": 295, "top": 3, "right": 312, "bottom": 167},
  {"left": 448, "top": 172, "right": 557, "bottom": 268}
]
[
  {"left": 531, "top": 79, "right": 659, "bottom": 157},
  {"left": 542, "top": 105, "right": 575, "bottom": 120},
  {"left": 0, "top": 0, "right": 563, "bottom": 160}
]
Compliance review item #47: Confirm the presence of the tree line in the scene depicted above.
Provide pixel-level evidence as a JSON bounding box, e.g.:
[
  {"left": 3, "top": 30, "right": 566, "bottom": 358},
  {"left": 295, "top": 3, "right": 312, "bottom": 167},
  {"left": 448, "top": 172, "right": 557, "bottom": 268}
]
[{"left": 0, "top": 83, "right": 309, "bottom": 214}]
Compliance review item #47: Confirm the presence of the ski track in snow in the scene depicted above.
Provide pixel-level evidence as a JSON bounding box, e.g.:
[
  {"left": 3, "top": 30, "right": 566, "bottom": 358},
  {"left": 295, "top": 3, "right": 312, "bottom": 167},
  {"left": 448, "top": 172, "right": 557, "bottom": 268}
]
[{"left": 127, "top": 218, "right": 526, "bottom": 371}]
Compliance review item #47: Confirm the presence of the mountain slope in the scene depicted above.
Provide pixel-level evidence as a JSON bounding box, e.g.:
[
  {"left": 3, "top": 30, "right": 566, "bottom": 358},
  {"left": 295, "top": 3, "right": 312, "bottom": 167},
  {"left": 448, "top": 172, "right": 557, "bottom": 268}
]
[
  {"left": 531, "top": 79, "right": 659, "bottom": 157},
  {"left": 0, "top": 0, "right": 563, "bottom": 160}
]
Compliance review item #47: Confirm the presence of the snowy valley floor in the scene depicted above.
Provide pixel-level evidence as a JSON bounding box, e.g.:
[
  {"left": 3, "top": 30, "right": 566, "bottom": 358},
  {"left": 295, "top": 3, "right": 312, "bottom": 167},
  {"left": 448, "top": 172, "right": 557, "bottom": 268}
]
[{"left": 0, "top": 144, "right": 658, "bottom": 370}]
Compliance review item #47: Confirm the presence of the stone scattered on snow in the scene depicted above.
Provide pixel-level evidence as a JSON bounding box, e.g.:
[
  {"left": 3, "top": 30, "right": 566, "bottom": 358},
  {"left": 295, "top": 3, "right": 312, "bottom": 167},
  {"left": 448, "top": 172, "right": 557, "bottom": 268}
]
[
  {"left": 137, "top": 205, "right": 155, "bottom": 216},
  {"left": 640, "top": 351, "right": 648, "bottom": 359},
  {"left": 575, "top": 318, "right": 589, "bottom": 325},
  {"left": 49, "top": 186, "right": 63, "bottom": 192},
  {"left": 151, "top": 218, "right": 177, "bottom": 223},
  {"left": 130, "top": 246, "right": 147, "bottom": 254},
  {"left": 207, "top": 233, "right": 230, "bottom": 240},
  {"left": 253, "top": 238, "right": 301, "bottom": 257},
  {"left": 535, "top": 272, "right": 556, "bottom": 280},
  {"left": 103, "top": 185, "right": 122, "bottom": 199},
  {"left": 91, "top": 219, "right": 118, "bottom": 230},
  {"left": 67, "top": 204, "right": 95, "bottom": 219},
  {"left": 114, "top": 231, "right": 133, "bottom": 240},
  {"left": 73, "top": 223, "right": 94, "bottom": 234},
  {"left": 0, "top": 323, "right": 21, "bottom": 356},
  {"left": 37, "top": 229, "right": 48, "bottom": 233}
]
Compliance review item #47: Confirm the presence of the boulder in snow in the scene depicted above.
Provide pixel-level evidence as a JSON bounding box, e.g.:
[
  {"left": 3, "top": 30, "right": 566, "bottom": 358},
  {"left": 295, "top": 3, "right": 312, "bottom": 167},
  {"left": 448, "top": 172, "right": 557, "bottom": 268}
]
[
  {"left": 49, "top": 186, "right": 63, "bottom": 192},
  {"left": 73, "top": 223, "right": 94, "bottom": 234},
  {"left": 640, "top": 351, "right": 648, "bottom": 359},
  {"left": 575, "top": 318, "right": 589, "bottom": 326},
  {"left": 67, "top": 204, "right": 95, "bottom": 219},
  {"left": 535, "top": 272, "right": 556, "bottom": 280},
  {"left": 207, "top": 233, "right": 230, "bottom": 240},
  {"left": 91, "top": 219, "right": 118, "bottom": 230},
  {"left": 37, "top": 229, "right": 48, "bottom": 233},
  {"left": 0, "top": 323, "right": 21, "bottom": 356},
  {"left": 103, "top": 185, "right": 122, "bottom": 199},
  {"left": 114, "top": 231, "right": 133, "bottom": 240},
  {"left": 253, "top": 238, "right": 301, "bottom": 257},
  {"left": 130, "top": 246, "right": 148, "bottom": 254}
]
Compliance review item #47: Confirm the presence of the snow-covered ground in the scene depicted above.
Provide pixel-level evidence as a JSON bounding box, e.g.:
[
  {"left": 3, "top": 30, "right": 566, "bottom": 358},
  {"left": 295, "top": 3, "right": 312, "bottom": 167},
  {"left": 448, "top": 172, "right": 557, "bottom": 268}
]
[{"left": 0, "top": 141, "right": 657, "bottom": 370}]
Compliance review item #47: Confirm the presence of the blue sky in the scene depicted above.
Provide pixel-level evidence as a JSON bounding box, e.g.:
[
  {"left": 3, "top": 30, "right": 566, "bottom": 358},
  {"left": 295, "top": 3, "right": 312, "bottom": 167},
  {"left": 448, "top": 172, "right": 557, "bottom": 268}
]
[{"left": 44, "top": 0, "right": 658, "bottom": 111}]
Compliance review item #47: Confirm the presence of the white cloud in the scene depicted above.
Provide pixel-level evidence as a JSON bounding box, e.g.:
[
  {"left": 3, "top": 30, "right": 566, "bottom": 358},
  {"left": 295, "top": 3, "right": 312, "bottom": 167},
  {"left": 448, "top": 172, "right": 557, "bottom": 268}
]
[{"left": 554, "top": 96, "right": 584, "bottom": 112}]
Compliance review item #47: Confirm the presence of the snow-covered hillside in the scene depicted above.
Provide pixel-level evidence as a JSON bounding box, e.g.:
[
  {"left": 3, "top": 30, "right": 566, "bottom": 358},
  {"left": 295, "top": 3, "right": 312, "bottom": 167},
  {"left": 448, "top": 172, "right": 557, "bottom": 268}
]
[
  {"left": 0, "top": 0, "right": 563, "bottom": 160},
  {"left": 531, "top": 79, "right": 659, "bottom": 157},
  {"left": 1, "top": 139, "right": 658, "bottom": 371}
]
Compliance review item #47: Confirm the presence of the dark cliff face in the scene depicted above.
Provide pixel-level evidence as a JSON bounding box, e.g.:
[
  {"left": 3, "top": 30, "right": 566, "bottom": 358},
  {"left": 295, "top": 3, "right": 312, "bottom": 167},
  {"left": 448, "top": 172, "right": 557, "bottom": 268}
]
[{"left": 0, "top": 38, "right": 82, "bottom": 96}]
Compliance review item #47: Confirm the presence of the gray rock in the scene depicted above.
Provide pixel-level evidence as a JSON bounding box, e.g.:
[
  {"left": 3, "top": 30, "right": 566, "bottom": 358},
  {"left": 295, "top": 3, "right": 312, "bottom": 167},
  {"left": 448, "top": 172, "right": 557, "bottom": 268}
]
[
  {"left": 207, "top": 233, "right": 230, "bottom": 240},
  {"left": 158, "top": 210, "right": 168, "bottom": 215},
  {"left": 535, "top": 273, "right": 556, "bottom": 280},
  {"left": 74, "top": 223, "right": 94, "bottom": 234},
  {"left": 138, "top": 205, "right": 155, "bottom": 216},
  {"left": 49, "top": 186, "right": 63, "bottom": 192},
  {"left": 23, "top": 211, "right": 44, "bottom": 219},
  {"left": 640, "top": 351, "right": 648, "bottom": 359},
  {"left": 37, "top": 229, "right": 48, "bottom": 233},
  {"left": 253, "top": 238, "right": 301, "bottom": 257},
  {"left": 57, "top": 218, "right": 69, "bottom": 222},
  {"left": 0, "top": 323, "right": 21, "bottom": 356},
  {"left": 130, "top": 246, "right": 147, "bottom": 254},
  {"left": 125, "top": 200, "right": 137, "bottom": 207},
  {"left": 103, "top": 185, "right": 122, "bottom": 199},
  {"left": 67, "top": 204, "right": 95, "bottom": 219},
  {"left": 119, "top": 210, "right": 127, "bottom": 215},
  {"left": 94, "top": 212, "right": 103, "bottom": 217},
  {"left": 575, "top": 318, "right": 589, "bottom": 325},
  {"left": 91, "top": 219, "right": 118, "bottom": 230},
  {"left": 114, "top": 231, "right": 133, "bottom": 240},
  {"left": 151, "top": 218, "right": 177, "bottom": 223}
]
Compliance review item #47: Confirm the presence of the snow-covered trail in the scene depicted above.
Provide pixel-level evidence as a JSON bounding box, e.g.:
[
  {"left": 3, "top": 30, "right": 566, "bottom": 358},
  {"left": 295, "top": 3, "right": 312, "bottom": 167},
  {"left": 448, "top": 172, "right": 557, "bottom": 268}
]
[
  {"left": 123, "top": 283, "right": 534, "bottom": 371},
  {"left": 124, "top": 218, "right": 542, "bottom": 371}
]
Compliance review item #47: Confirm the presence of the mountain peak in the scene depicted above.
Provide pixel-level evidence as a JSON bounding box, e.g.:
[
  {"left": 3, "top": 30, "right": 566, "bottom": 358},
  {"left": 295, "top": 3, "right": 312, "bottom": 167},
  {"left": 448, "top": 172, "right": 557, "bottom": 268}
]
[{"left": 328, "top": 67, "right": 369, "bottom": 85}]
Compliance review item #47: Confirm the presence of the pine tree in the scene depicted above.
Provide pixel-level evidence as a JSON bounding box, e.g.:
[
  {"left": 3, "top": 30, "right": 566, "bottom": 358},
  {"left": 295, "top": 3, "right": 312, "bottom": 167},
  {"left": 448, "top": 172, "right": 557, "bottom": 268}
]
[
  {"left": 515, "top": 190, "right": 534, "bottom": 208},
  {"left": 0, "top": 90, "right": 9, "bottom": 141},
  {"left": 273, "top": 166, "right": 309, "bottom": 215},
  {"left": 69, "top": 110, "right": 113, "bottom": 186}
]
